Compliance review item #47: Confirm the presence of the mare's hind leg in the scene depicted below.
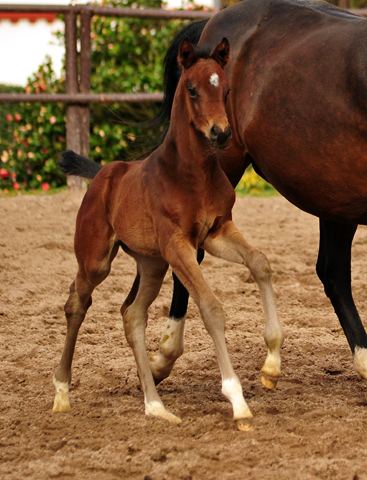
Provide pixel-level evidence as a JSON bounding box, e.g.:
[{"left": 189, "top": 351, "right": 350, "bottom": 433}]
[
  {"left": 203, "top": 221, "right": 283, "bottom": 390},
  {"left": 122, "top": 255, "right": 181, "bottom": 424},
  {"left": 317, "top": 219, "right": 367, "bottom": 379},
  {"left": 53, "top": 221, "right": 119, "bottom": 413},
  {"left": 149, "top": 249, "right": 204, "bottom": 384}
]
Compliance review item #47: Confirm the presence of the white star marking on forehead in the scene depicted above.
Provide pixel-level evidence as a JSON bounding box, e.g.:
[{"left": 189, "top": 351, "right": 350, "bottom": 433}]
[{"left": 209, "top": 73, "right": 219, "bottom": 87}]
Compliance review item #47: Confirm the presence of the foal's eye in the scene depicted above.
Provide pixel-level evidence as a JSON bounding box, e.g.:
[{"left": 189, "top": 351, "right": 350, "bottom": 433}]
[{"left": 188, "top": 87, "right": 199, "bottom": 98}]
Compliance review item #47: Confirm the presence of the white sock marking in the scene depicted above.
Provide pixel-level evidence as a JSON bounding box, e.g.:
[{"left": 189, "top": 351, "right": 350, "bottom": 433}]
[
  {"left": 222, "top": 378, "right": 252, "bottom": 420},
  {"left": 354, "top": 347, "right": 367, "bottom": 380}
]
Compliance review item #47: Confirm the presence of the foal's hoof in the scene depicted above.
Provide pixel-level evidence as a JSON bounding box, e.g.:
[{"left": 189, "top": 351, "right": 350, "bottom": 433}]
[
  {"left": 236, "top": 417, "right": 254, "bottom": 431},
  {"left": 260, "top": 373, "right": 280, "bottom": 390},
  {"left": 145, "top": 401, "right": 182, "bottom": 425},
  {"left": 52, "top": 391, "right": 71, "bottom": 413},
  {"left": 148, "top": 352, "right": 173, "bottom": 386}
]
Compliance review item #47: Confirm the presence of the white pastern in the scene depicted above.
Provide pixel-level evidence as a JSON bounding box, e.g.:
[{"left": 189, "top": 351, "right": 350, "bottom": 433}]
[
  {"left": 222, "top": 378, "right": 252, "bottom": 420},
  {"left": 354, "top": 347, "right": 367, "bottom": 380},
  {"left": 145, "top": 399, "right": 182, "bottom": 424},
  {"left": 261, "top": 349, "right": 281, "bottom": 377},
  {"left": 52, "top": 377, "right": 71, "bottom": 413},
  {"left": 209, "top": 73, "right": 219, "bottom": 87}
]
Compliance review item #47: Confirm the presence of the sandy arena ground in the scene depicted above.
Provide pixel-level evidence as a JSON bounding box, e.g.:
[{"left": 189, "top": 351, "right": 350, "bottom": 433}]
[{"left": 1, "top": 191, "right": 367, "bottom": 480}]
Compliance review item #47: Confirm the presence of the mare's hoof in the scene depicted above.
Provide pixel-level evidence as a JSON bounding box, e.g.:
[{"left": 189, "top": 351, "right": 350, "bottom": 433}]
[
  {"left": 236, "top": 417, "right": 254, "bottom": 431},
  {"left": 260, "top": 373, "right": 280, "bottom": 390}
]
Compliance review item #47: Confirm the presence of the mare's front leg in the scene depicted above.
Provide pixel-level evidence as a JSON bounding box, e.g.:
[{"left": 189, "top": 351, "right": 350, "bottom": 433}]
[
  {"left": 203, "top": 221, "right": 283, "bottom": 390},
  {"left": 317, "top": 219, "right": 367, "bottom": 379},
  {"left": 149, "top": 249, "right": 204, "bottom": 384},
  {"left": 122, "top": 254, "right": 182, "bottom": 424},
  {"left": 163, "top": 240, "right": 253, "bottom": 431}
]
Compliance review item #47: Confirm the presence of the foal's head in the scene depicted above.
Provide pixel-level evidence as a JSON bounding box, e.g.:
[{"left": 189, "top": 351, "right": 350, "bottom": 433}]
[{"left": 176, "top": 38, "right": 232, "bottom": 150}]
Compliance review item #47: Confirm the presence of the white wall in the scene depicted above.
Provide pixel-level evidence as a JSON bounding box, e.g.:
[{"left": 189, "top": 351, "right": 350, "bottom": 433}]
[{"left": 0, "top": 0, "right": 214, "bottom": 86}]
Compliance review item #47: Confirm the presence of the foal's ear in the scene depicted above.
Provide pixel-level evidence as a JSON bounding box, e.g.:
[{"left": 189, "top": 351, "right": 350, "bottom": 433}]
[
  {"left": 211, "top": 38, "right": 230, "bottom": 68},
  {"left": 178, "top": 39, "right": 197, "bottom": 69}
]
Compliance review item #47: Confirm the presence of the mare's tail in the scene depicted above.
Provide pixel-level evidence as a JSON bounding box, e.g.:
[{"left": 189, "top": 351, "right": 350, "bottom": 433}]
[{"left": 59, "top": 150, "right": 102, "bottom": 179}]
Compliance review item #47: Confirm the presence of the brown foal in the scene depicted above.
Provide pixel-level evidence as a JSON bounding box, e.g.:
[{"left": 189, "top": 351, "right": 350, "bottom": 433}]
[{"left": 53, "top": 38, "right": 283, "bottom": 430}]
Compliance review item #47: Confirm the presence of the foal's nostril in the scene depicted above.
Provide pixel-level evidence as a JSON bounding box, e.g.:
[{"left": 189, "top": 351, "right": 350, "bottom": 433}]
[
  {"left": 224, "top": 125, "right": 232, "bottom": 141},
  {"left": 217, "top": 126, "right": 232, "bottom": 147},
  {"left": 210, "top": 125, "right": 220, "bottom": 140},
  {"left": 210, "top": 124, "right": 232, "bottom": 148}
]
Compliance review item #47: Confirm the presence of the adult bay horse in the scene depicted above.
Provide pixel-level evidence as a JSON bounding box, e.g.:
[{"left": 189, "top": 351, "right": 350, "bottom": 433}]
[
  {"left": 53, "top": 39, "right": 283, "bottom": 430},
  {"left": 149, "top": 0, "right": 367, "bottom": 387}
]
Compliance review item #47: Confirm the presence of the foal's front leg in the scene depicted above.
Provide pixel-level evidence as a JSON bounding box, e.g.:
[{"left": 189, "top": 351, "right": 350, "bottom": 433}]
[
  {"left": 163, "top": 240, "right": 253, "bottom": 431},
  {"left": 203, "top": 220, "right": 284, "bottom": 390}
]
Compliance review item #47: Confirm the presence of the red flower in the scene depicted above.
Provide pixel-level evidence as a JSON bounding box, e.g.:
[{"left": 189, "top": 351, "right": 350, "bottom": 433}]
[
  {"left": 13, "top": 183, "right": 20, "bottom": 190},
  {"left": 14, "top": 114, "right": 21, "bottom": 121},
  {"left": 0, "top": 168, "right": 9, "bottom": 178},
  {"left": 42, "top": 182, "right": 50, "bottom": 191},
  {"left": 6, "top": 114, "right": 13, "bottom": 121}
]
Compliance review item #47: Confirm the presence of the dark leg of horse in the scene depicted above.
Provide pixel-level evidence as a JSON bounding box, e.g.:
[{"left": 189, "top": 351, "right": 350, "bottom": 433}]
[
  {"left": 316, "top": 219, "right": 367, "bottom": 379},
  {"left": 149, "top": 249, "right": 204, "bottom": 384}
]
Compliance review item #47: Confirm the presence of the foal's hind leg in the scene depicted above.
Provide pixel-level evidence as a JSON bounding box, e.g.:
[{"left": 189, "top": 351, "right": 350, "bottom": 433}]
[
  {"left": 204, "top": 221, "right": 283, "bottom": 390},
  {"left": 122, "top": 255, "right": 181, "bottom": 424},
  {"left": 53, "top": 221, "right": 119, "bottom": 412},
  {"left": 149, "top": 249, "right": 204, "bottom": 384}
]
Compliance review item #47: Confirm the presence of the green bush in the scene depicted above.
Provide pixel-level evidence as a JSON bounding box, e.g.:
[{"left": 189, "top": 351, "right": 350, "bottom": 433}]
[
  {"left": 0, "top": 60, "right": 66, "bottom": 191},
  {"left": 0, "top": 0, "right": 202, "bottom": 192},
  {"left": 235, "top": 166, "right": 277, "bottom": 196}
]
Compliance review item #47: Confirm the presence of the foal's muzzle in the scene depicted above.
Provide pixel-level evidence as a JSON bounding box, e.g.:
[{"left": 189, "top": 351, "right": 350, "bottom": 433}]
[{"left": 209, "top": 124, "right": 232, "bottom": 149}]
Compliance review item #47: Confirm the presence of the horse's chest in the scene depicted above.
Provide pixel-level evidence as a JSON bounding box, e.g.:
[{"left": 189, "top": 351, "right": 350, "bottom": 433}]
[{"left": 191, "top": 208, "right": 227, "bottom": 247}]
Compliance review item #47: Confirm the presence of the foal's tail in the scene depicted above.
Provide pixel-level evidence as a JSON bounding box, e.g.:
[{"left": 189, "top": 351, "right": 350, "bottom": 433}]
[{"left": 59, "top": 150, "right": 102, "bottom": 180}]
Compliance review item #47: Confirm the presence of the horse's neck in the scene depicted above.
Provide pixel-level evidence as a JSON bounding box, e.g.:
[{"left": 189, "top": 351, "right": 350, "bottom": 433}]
[{"left": 159, "top": 97, "right": 217, "bottom": 178}]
